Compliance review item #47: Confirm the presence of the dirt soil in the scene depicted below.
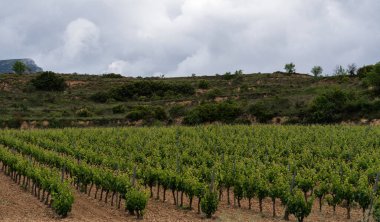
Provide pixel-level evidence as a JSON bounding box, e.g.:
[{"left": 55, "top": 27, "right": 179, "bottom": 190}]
[{"left": 0, "top": 171, "right": 365, "bottom": 222}]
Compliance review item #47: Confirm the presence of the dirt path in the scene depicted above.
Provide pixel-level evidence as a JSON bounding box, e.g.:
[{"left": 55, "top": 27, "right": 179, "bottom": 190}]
[{"left": 0, "top": 170, "right": 365, "bottom": 222}]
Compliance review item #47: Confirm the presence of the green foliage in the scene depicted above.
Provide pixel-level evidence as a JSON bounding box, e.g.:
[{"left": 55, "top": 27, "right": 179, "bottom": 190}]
[
  {"left": 12, "top": 61, "right": 27, "bottom": 74},
  {"left": 307, "top": 89, "right": 350, "bottom": 123},
  {"left": 365, "top": 62, "right": 380, "bottom": 93},
  {"left": 198, "top": 80, "right": 209, "bottom": 89},
  {"left": 355, "top": 175, "right": 371, "bottom": 217},
  {"left": 51, "top": 184, "right": 74, "bottom": 217},
  {"left": 90, "top": 92, "right": 109, "bottom": 103},
  {"left": 111, "top": 80, "right": 195, "bottom": 101},
  {"left": 183, "top": 101, "right": 241, "bottom": 124},
  {"left": 75, "top": 108, "right": 93, "bottom": 117},
  {"left": 248, "top": 102, "right": 274, "bottom": 123},
  {"left": 112, "top": 104, "right": 125, "bottom": 114},
  {"left": 357, "top": 64, "right": 374, "bottom": 79},
  {"left": 287, "top": 190, "right": 314, "bottom": 222},
  {"left": 311, "top": 66, "right": 323, "bottom": 77},
  {"left": 101, "top": 73, "right": 123, "bottom": 78},
  {"left": 126, "top": 106, "right": 167, "bottom": 122},
  {"left": 168, "top": 105, "right": 187, "bottom": 118},
  {"left": 125, "top": 188, "right": 148, "bottom": 219},
  {"left": 284, "top": 63, "right": 296, "bottom": 73},
  {"left": 31, "top": 71, "right": 67, "bottom": 91},
  {"left": 374, "top": 199, "right": 380, "bottom": 222},
  {"left": 201, "top": 190, "right": 219, "bottom": 218},
  {"left": 205, "top": 88, "right": 222, "bottom": 100}
]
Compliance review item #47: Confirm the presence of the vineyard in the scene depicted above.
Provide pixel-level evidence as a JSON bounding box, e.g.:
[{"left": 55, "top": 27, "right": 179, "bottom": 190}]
[{"left": 1, "top": 125, "right": 380, "bottom": 221}]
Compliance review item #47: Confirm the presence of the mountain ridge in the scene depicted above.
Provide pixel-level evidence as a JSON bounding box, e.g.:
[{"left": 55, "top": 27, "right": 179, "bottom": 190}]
[{"left": 0, "top": 58, "right": 43, "bottom": 74}]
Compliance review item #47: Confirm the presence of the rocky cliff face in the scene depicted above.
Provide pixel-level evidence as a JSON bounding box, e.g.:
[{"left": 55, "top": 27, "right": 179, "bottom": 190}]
[{"left": 0, "top": 58, "right": 43, "bottom": 74}]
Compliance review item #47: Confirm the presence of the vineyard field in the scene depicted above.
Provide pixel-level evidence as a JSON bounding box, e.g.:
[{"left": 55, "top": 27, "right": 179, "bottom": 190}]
[{"left": 1, "top": 125, "right": 380, "bottom": 222}]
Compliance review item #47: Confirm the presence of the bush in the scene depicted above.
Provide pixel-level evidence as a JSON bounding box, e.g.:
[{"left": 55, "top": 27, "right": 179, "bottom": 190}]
[
  {"left": 75, "top": 108, "right": 93, "bottom": 117},
  {"left": 198, "top": 80, "right": 209, "bottom": 89},
  {"left": 183, "top": 101, "right": 241, "bottom": 125},
  {"left": 125, "top": 189, "right": 148, "bottom": 219},
  {"left": 101, "top": 73, "right": 123, "bottom": 78},
  {"left": 201, "top": 190, "right": 219, "bottom": 218},
  {"left": 205, "top": 88, "right": 222, "bottom": 100},
  {"left": 112, "top": 105, "right": 125, "bottom": 114},
  {"left": 31, "top": 71, "right": 67, "bottom": 91},
  {"left": 248, "top": 102, "right": 274, "bottom": 123},
  {"left": 365, "top": 62, "right": 380, "bottom": 94},
  {"left": 110, "top": 81, "right": 195, "bottom": 101},
  {"left": 90, "top": 92, "right": 109, "bottom": 103},
  {"left": 307, "top": 89, "right": 350, "bottom": 123},
  {"left": 357, "top": 65, "right": 374, "bottom": 79},
  {"left": 126, "top": 106, "right": 167, "bottom": 122},
  {"left": 168, "top": 105, "right": 187, "bottom": 118}
]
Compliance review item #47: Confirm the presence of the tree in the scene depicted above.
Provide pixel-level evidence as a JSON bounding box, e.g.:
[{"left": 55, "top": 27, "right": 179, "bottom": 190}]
[
  {"left": 311, "top": 66, "right": 323, "bottom": 77},
  {"left": 284, "top": 63, "right": 296, "bottom": 73},
  {"left": 334, "top": 65, "right": 348, "bottom": 76},
  {"left": 347, "top": 63, "right": 357, "bottom": 76},
  {"left": 12, "top": 61, "right": 27, "bottom": 74}
]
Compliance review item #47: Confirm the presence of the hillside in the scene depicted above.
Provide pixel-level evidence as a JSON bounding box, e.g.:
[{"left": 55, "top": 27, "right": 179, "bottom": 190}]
[{"left": 0, "top": 71, "right": 379, "bottom": 128}]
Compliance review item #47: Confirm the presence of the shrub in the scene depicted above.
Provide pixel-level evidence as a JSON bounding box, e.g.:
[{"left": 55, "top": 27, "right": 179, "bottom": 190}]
[
  {"left": 198, "top": 80, "right": 209, "bottom": 89},
  {"left": 201, "top": 190, "right": 219, "bottom": 218},
  {"left": 125, "top": 189, "right": 148, "bottom": 219},
  {"left": 205, "top": 88, "right": 222, "bottom": 100},
  {"left": 112, "top": 105, "right": 125, "bottom": 114},
  {"left": 126, "top": 106, "right": 167, "bottom": 122},
  {"left": 248, "top": 102, "right": 274, "bottom": 123},
  {"left": 90, "top": 92, "right": 109, "bottom": 103},
  {"left": 307, "top": 89, "right": 350, "bottom": 123},
  {"left": 110, "top": 81, "right": 195, "bottom": 101},
  {"left": 357, "top": 65, "right": 374, "bottom": 79},
  {"left": 31, "top": 71, "right": 67, "bottom": 91},
  {"left": 76, "top": 108, "right": 93, "bottom": 117},
  {"left": 365, "top": 62, "right": 380, "bottom": 94},
  {"left": 183, "top": 101, "right": 241, "bottom": 125},
  {"left": 101, "top": 73, "right": 123, "bottom": 78},
  {"left": 168, "top": 105, "right": 187, "bottom": 118}
]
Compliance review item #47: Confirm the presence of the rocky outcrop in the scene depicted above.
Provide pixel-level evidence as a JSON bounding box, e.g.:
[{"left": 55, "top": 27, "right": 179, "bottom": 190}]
[{"left": 0, "top": 58, "right": 43, "bottom": 74}]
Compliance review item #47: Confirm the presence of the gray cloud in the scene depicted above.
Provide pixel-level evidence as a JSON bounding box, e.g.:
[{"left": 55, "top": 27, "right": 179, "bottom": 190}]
[{"left": 0, "top": 0, "right": 379, "bottom": 76}]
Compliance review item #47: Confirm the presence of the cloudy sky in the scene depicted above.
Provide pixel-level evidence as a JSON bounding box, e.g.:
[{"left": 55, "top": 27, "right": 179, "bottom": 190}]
[{"left": 0, "top": 0, "right": 379, "bottom": 76}]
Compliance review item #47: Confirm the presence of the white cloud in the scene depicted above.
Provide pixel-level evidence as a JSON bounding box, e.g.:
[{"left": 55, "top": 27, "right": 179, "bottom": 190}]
[
  {"left": 0, "top": 0, "right": 379, "bottom": 76},
  {"left": 63, "top": 18, "right": 100, "bottom": 59}
]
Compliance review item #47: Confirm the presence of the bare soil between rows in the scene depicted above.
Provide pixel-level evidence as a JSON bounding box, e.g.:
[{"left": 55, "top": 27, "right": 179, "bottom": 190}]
[{"left": 0, "top": 171, "right": 364, "bottom": 222}]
